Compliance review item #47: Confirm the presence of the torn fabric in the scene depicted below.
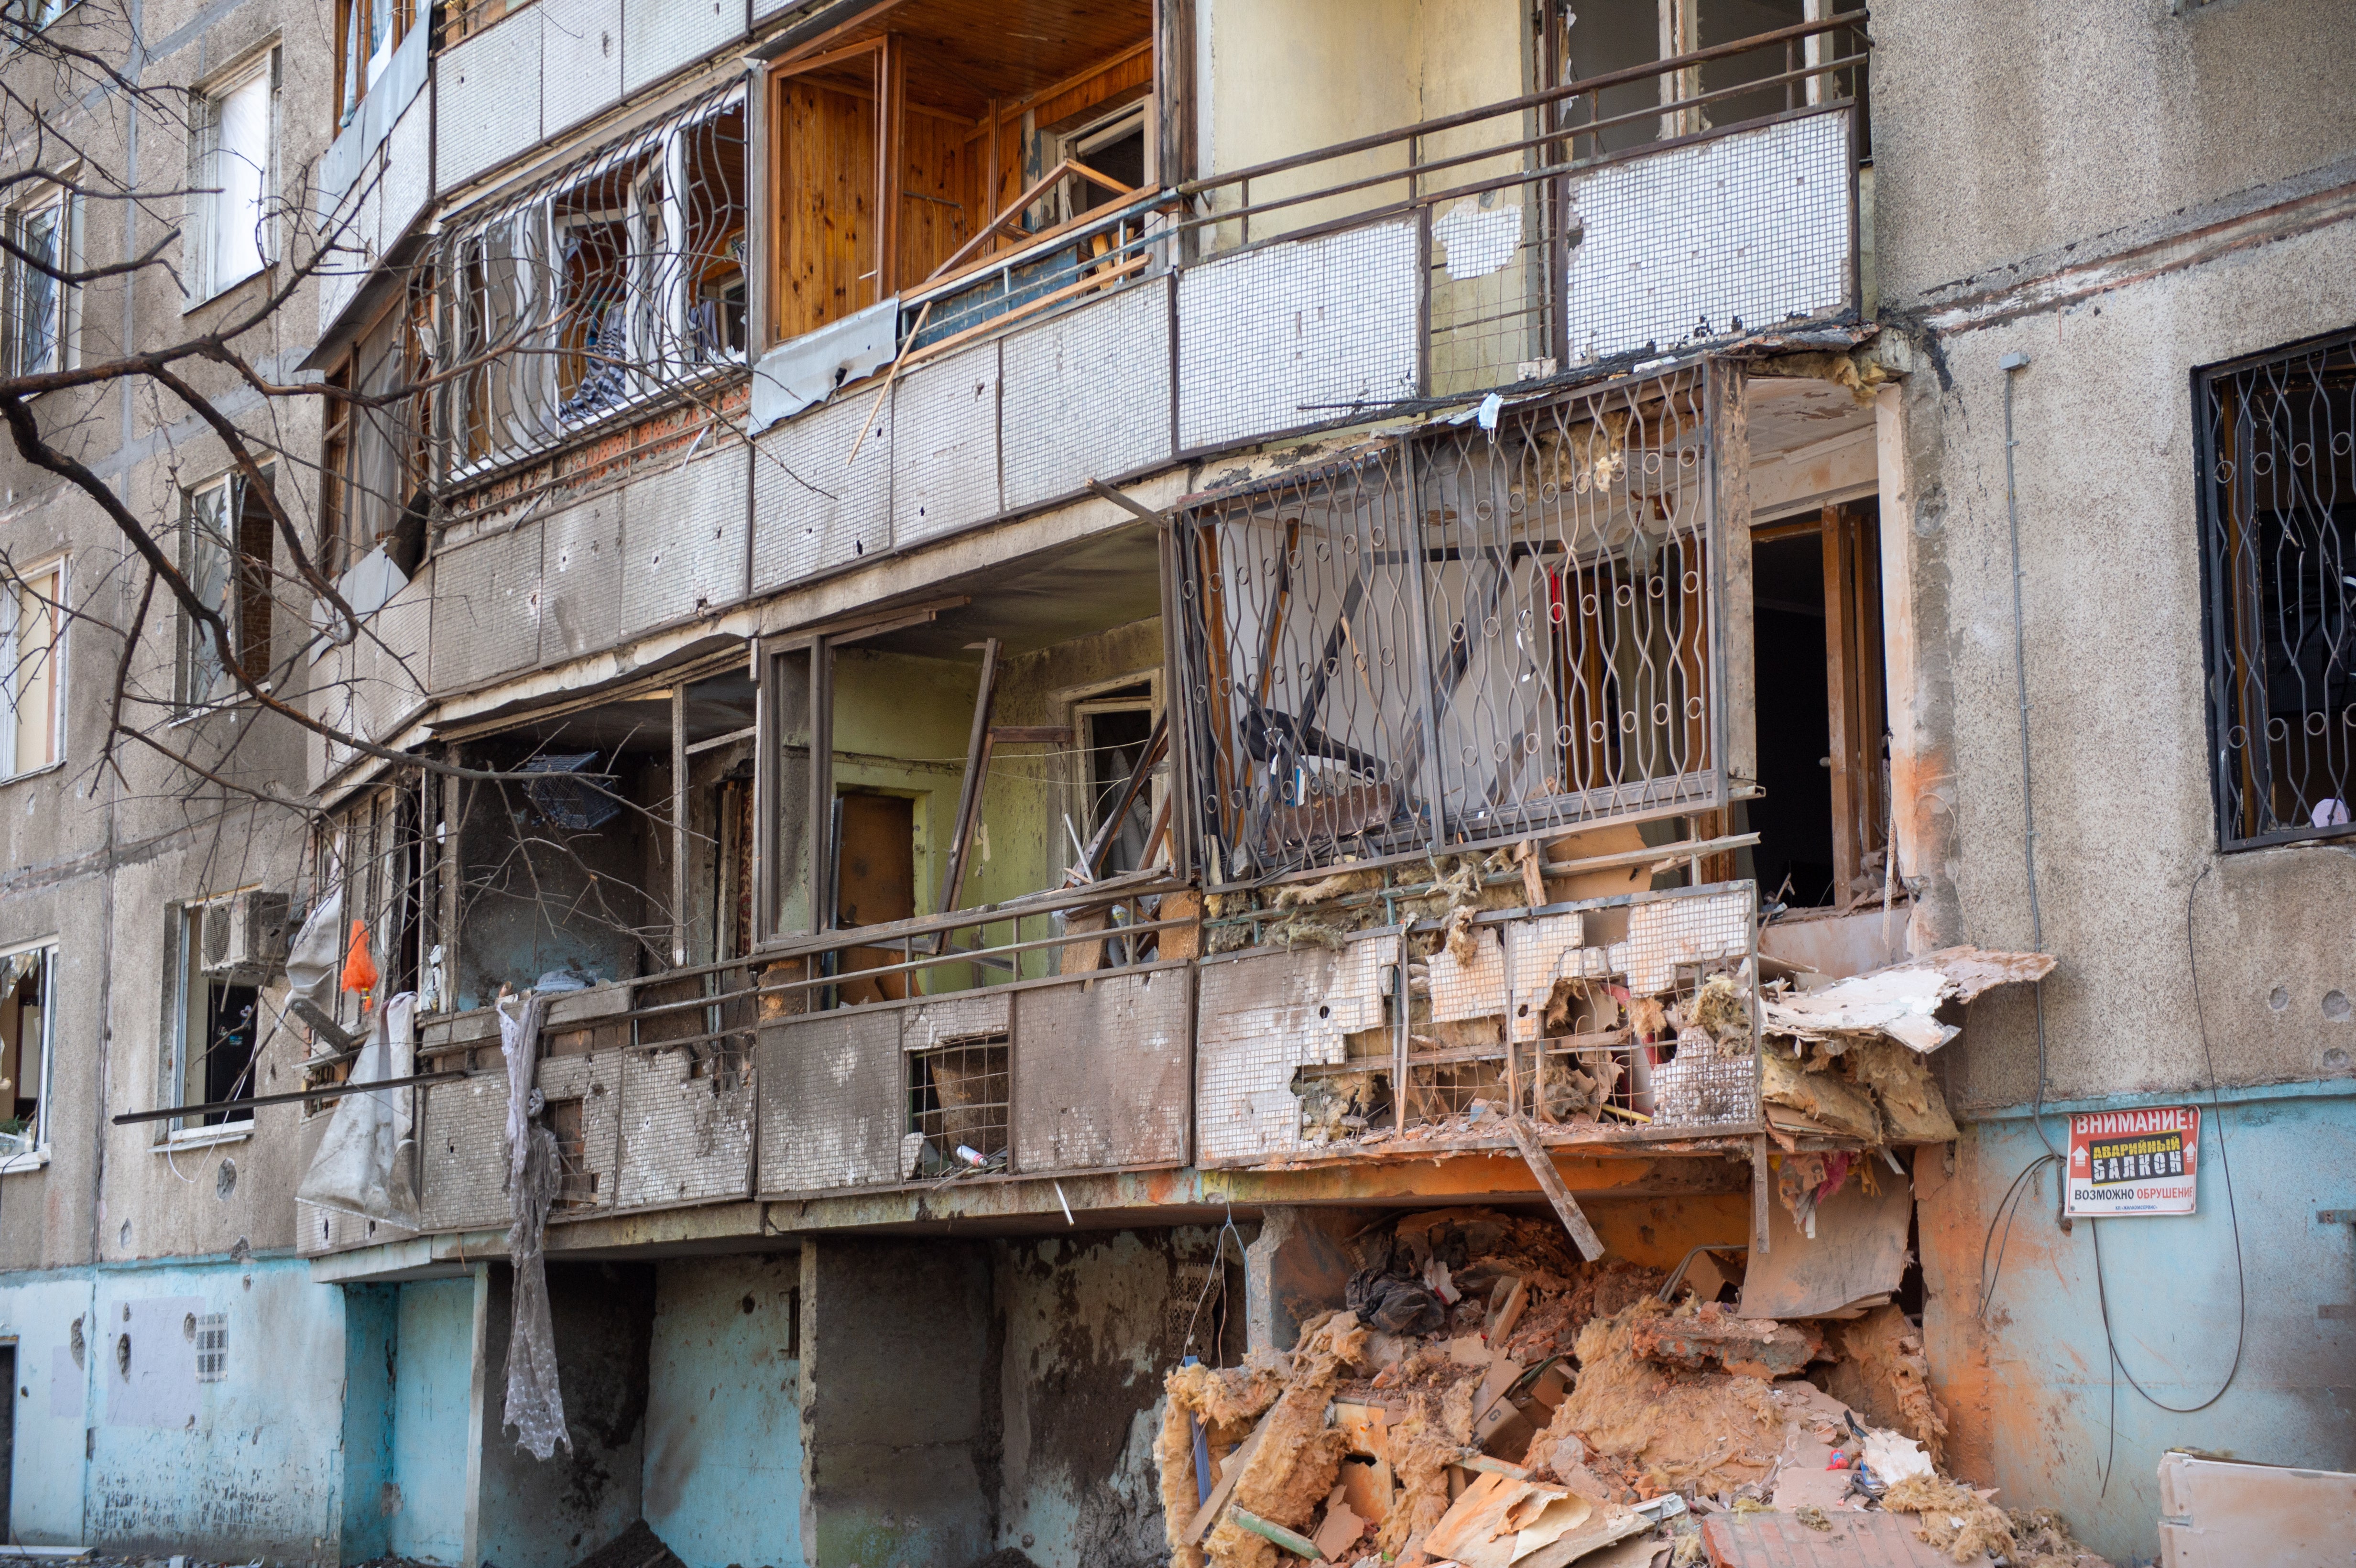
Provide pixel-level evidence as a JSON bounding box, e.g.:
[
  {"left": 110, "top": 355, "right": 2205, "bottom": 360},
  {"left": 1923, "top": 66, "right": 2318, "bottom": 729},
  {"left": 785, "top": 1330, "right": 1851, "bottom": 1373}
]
[
  {"left": 284, "top": 891, "right": 344, "bottom": 1015},
  {"left": 294, "top": 991, "right": 420, "bottom": 1226},
  {"left": 499, "top": 992, "right": 568, "bottom": 1459}
]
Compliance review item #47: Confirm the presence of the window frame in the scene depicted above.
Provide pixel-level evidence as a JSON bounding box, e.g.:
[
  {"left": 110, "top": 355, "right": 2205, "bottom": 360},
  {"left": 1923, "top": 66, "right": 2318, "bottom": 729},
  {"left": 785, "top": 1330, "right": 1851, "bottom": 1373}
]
[
  {"left": 163, "top": 894, "right": 264, "bottom": 1140},
  {"left": 175, "top": 464, "right": 276, "bottom": 713},
  {"left": 334, "top": 0, "right": 413, "bottom": 129},
  {"left": 0, "top": 938, "right": 58, "bottom": 1173},
  {"left": 5, "top": 178, "right": 76, "bottom": 378},
  {"left": 2195, "top": 323, "right": 2356, "bottom": 852},
  {"left": 191, "top": 47, "right": 279, "bottom": 305},
  {"left": 0, "top": 554, "right": 65, "bottom": 780}
]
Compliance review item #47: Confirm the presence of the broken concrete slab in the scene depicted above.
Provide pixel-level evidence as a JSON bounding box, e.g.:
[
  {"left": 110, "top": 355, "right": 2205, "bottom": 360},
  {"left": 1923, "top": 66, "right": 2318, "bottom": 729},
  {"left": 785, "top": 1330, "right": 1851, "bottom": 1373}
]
[
  {"left": 1738, "top": 1166, "right": 1912, "bottom": 1320},
  {"left": 1631, "top": 1303, "right": 1822, "bottom": 1379},
  {"left": 1757, "top": 946, "right": 2056, "bottom": 1054},
  {"left": 1700, "top": 1510, "right": 1993, "bottom": 1567}
]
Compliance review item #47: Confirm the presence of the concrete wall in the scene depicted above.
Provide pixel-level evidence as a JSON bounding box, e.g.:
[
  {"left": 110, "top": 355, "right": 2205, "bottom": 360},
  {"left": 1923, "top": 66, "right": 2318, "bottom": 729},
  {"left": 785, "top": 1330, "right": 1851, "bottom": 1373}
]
[
  {"left": 990, "top": 1228, "right": 1236, "bottom": 1568},
  {"left": 388, "top": 1277, "right": 480, "bottom": 1565},
  {"left": 798, "top": 1237, "right": 993, "bottom": 1568},
  {"left": 0, "top": 1255, "right": 355, "bottom": 1555},
  {"left": 1866, "top": 3, "right": 2356, "bottom": 1554},
  {"left": 1917, "top": 1089, "right": 2356, "bottom": 1565},
  {"left": 472, "top": 1262, "right": 655, "bottom": 1568},
  {"left": 644, "top": 1254, "right": 804, "bottom": 1568},
  {"left": 1871, "top": 0, "right": 2356, "bottom": 304}
]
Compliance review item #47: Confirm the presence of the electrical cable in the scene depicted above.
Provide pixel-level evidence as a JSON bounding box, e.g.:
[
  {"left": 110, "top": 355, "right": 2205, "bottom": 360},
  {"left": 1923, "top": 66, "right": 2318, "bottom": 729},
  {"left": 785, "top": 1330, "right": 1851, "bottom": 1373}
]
[
  {"left": 2087, "top": 863, "right": 2247, "bottom": 1494},
  {"left": 1183, "top": 1200, "right": 1249, "bottom": 1367},
  {"left": 1998, "top": 355, "right": 2246, "bottom": 1497}
]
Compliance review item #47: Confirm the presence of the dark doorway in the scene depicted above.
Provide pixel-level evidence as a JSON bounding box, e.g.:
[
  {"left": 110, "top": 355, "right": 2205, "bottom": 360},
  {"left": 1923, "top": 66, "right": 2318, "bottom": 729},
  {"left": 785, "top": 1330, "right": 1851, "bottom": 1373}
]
[
  {"left": 0, "top": 1342, "right": 13, "bottom": 1535},
  {"left": 1751, "top": 531, "right": 1835, "bottom": 907}
]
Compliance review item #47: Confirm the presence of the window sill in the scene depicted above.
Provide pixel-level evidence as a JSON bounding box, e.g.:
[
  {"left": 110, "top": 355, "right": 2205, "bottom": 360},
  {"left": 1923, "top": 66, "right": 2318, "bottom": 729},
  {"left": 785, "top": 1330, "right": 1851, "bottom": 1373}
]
[
  {"left": 160, "top": 1122, "right": 253, "bottom": 1151},
  {"left": 183, "top": 262, "right": 275, "bottom": 317},
  {"left": 0, "top": 758, "right": 65, "bottom": 790},
  {"left": 0, "top": 1148, "right": 51, "bottom": 1176}
]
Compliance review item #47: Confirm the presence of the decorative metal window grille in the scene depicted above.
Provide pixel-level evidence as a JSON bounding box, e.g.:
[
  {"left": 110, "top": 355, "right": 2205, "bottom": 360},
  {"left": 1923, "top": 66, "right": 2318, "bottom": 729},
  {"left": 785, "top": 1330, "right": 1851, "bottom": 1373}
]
[
  {"left": 195, "top": 1314, "right": 228, "bottom": 1382},
  {"left": 1173, "top": 370, "right": 1724, "bottom": 883},
  {"left": 905, "top": 1034, "right": 1009, "bottom": 1177},
  {"left": 438, "top": 82, "right": 749, "bottom": 478},
  {"left": 2198, "top": 328, "right": 2356, "bottom": 849}
]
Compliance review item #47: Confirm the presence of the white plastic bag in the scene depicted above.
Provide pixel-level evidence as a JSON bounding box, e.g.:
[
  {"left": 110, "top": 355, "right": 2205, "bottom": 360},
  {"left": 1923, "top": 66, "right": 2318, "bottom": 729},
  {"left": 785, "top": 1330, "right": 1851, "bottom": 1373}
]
[{"left": 293, "top": 991, "right": 418, "bottom": 1226}]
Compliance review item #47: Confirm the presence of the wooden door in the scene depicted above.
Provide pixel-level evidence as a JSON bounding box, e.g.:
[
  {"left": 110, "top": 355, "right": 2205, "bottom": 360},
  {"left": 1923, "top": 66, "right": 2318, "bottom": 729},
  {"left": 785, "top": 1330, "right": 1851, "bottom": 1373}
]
[{"left": 835, "top": 791, "right": 915, "bottom": 1004}]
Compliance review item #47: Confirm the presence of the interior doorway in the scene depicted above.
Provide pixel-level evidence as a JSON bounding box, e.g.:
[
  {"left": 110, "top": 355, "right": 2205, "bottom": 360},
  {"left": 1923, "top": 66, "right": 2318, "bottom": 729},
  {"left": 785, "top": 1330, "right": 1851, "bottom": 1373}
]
[
  {"left": 835, "top": 791, "right": 916, "bottom": 1003},
  {"left": 1750, "top": 499, "right": 1888, "bottom": 910},
  {"left": 1078, "top": 684, "right": 1156, "bottom": 875}
]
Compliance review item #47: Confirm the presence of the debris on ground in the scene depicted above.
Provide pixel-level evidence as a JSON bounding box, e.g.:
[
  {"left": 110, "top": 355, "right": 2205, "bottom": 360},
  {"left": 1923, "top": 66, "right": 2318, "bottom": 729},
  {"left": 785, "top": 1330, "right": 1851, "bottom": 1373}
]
[
  {"left": 1158, "top": 1204, "right": 2104, "bottom": 1568},
  {"left": 568, "top": 1520, "right": 687, "bottom": 1568}
]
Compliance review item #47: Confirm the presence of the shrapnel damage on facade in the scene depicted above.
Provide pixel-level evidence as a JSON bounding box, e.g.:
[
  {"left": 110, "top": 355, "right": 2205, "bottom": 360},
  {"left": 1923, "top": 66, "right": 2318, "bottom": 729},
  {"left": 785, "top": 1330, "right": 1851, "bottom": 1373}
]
[{"left": 0, "top": 0, "right": 2352, "bottom": 1563}]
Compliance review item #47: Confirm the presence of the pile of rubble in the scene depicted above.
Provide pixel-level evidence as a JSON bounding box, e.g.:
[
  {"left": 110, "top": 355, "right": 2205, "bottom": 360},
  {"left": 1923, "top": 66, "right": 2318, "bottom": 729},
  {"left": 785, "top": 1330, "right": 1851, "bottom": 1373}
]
[{"left": 1158, "top": 1207, "right": 2107, "bottom": 1568}]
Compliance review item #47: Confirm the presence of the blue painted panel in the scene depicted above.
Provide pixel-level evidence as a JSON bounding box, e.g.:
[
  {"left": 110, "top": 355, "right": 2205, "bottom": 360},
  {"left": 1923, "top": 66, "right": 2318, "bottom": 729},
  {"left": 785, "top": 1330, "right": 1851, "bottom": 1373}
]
[
  {"left": 1920, "top": 1087, "right": 2356, "bottom": 1565},
  {"left": 342, "top": 1285, "right": 401, "bottom": 1563},
  {"left": 643, "top": 1256, "right": 803, "bottom": 1568},
  {"left": 389, "top": 1277, "right": 479, "bottom": 1567},
  {"left": 0, "top": 1270, "right": 101, "bottom": 1545},
  {"left": 77, "top": 1257, "right": 350, "bottom": 1554}
]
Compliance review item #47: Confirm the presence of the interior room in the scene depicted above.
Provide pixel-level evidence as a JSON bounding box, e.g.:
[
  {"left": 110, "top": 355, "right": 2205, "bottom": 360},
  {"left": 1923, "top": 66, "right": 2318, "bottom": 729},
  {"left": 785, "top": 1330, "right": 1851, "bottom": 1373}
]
[
  {"left": 765, "top": 520, "right": 1175, "bottom": 1003},
  {"left": 765, "top": 0, "right": 1156, "bottom": 346}
]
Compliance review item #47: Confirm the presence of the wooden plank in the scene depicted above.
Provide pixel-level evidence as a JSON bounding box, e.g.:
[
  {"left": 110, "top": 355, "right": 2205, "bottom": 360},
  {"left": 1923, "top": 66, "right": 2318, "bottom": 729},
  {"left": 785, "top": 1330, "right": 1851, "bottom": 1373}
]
[
  {"left": 1821, "top": 502, "right": 1861, "bottom": 899},
  {"left": 933, "top": 638, "right": 1003, "bottom": 933},
  {"left": 1506, "top": 1115, "right": 1605, "bottom": 1261},
  {"left": 1184, "top": 1412, "right": 1268, "bottom": 1545}
]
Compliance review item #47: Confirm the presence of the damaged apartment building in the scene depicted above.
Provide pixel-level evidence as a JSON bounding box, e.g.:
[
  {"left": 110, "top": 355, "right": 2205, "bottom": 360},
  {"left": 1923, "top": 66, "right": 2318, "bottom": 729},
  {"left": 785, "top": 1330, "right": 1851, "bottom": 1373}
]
[{"left": 0, "top": 0, "right": 2352, "bottom": 1563}]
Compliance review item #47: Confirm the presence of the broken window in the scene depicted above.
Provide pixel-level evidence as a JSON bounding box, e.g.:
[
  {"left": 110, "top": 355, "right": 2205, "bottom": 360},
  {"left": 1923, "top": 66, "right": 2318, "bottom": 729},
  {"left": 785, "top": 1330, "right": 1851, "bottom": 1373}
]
[
  {"left": 6, "top": 181, "right": 73, "bottom": 376},
  {"left": 440, "top": 84, "right": 747, "bottom": 472},
  {"left": 905, "top": 1032, "right": 1009, "bottom": 1176},
  {"left": 315, "top": 784, "right": 426, "bottom": 1038},
  {"left": 1174, "top": 371, "right": 1723, "bottom": 882},
  {"left": 320, "top": 285, "right": 432, "bottom": 579},
  {"left": 763, "top": 1, "right": 1155, "bottom": 348},
  {"left": 0, "top": 942, "right": 56, "bottom": 1163},
  {"left": 1, "top": 559, "right": 63, "bottom": 778},
  {"left": 1079, "top": 685, "right": 1158, "bottom": 877},
  {"left": 336, "top": 0, "right": 414, "bottom": 123},
  {"left": 169, "top": 900, "right": 264, "bottom": 1130},
  {"left": 2200, "top": 326, "right": 2356, "bottom": 849},
  {"left": 179, "top": 466, "right": 277, "bottom": 708}
]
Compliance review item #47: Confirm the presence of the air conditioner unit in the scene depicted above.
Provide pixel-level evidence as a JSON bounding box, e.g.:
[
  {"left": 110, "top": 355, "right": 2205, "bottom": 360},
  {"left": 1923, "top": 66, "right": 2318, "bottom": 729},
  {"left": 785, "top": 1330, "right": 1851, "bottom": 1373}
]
[{"left": 201, "top": 891, "right": 293, "bottom": 977}]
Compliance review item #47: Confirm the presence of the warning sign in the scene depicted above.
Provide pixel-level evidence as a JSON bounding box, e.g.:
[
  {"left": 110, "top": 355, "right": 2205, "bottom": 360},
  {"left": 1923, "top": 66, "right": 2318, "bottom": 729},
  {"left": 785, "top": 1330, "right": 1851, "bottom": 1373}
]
[{"left": 2066, "top": 1106, "right": 2198, "bottom": 1217}]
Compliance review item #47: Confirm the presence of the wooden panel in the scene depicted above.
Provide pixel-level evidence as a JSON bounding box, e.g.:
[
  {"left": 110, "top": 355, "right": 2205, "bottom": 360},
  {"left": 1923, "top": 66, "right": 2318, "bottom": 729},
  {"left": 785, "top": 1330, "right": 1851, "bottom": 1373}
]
[
  {"left": 897, "top": 106, "right": 981, "bottom": 287},
  {"left": 783, "top": 0, "right": 1151, "bottom": 122},
  {"left": 774, "top": 70, "right": 881, "bottom": 343}
]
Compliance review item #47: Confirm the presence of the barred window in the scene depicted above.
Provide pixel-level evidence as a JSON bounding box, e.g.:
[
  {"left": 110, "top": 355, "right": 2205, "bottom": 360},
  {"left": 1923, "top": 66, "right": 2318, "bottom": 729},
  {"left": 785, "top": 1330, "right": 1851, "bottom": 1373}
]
[{"left": 2198, "top": 328, "right": 2356, "bottom": 849}]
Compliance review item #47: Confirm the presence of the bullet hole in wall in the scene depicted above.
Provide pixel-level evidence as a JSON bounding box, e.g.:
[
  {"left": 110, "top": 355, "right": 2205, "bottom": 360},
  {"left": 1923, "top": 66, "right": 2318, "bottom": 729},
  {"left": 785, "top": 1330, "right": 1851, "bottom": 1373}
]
[
  {"left": 69, "top": 1316, "right": 85, "bottom": 1367},
  {"left": 2269, "top": 986, "right": 2291, "bottom": 1012},
  {"left": 116, "top": 1334, "right": 131, "bottom": 1380},
  {"left": 120, "top": 1220, "right": 132, "bottom": 1248},
  {"left": 2324, "top": 990, "right": 2351, "bottom": 1022},
  {"left": 217, "top": 1158, "right": 238, "bottom": 1199}
]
